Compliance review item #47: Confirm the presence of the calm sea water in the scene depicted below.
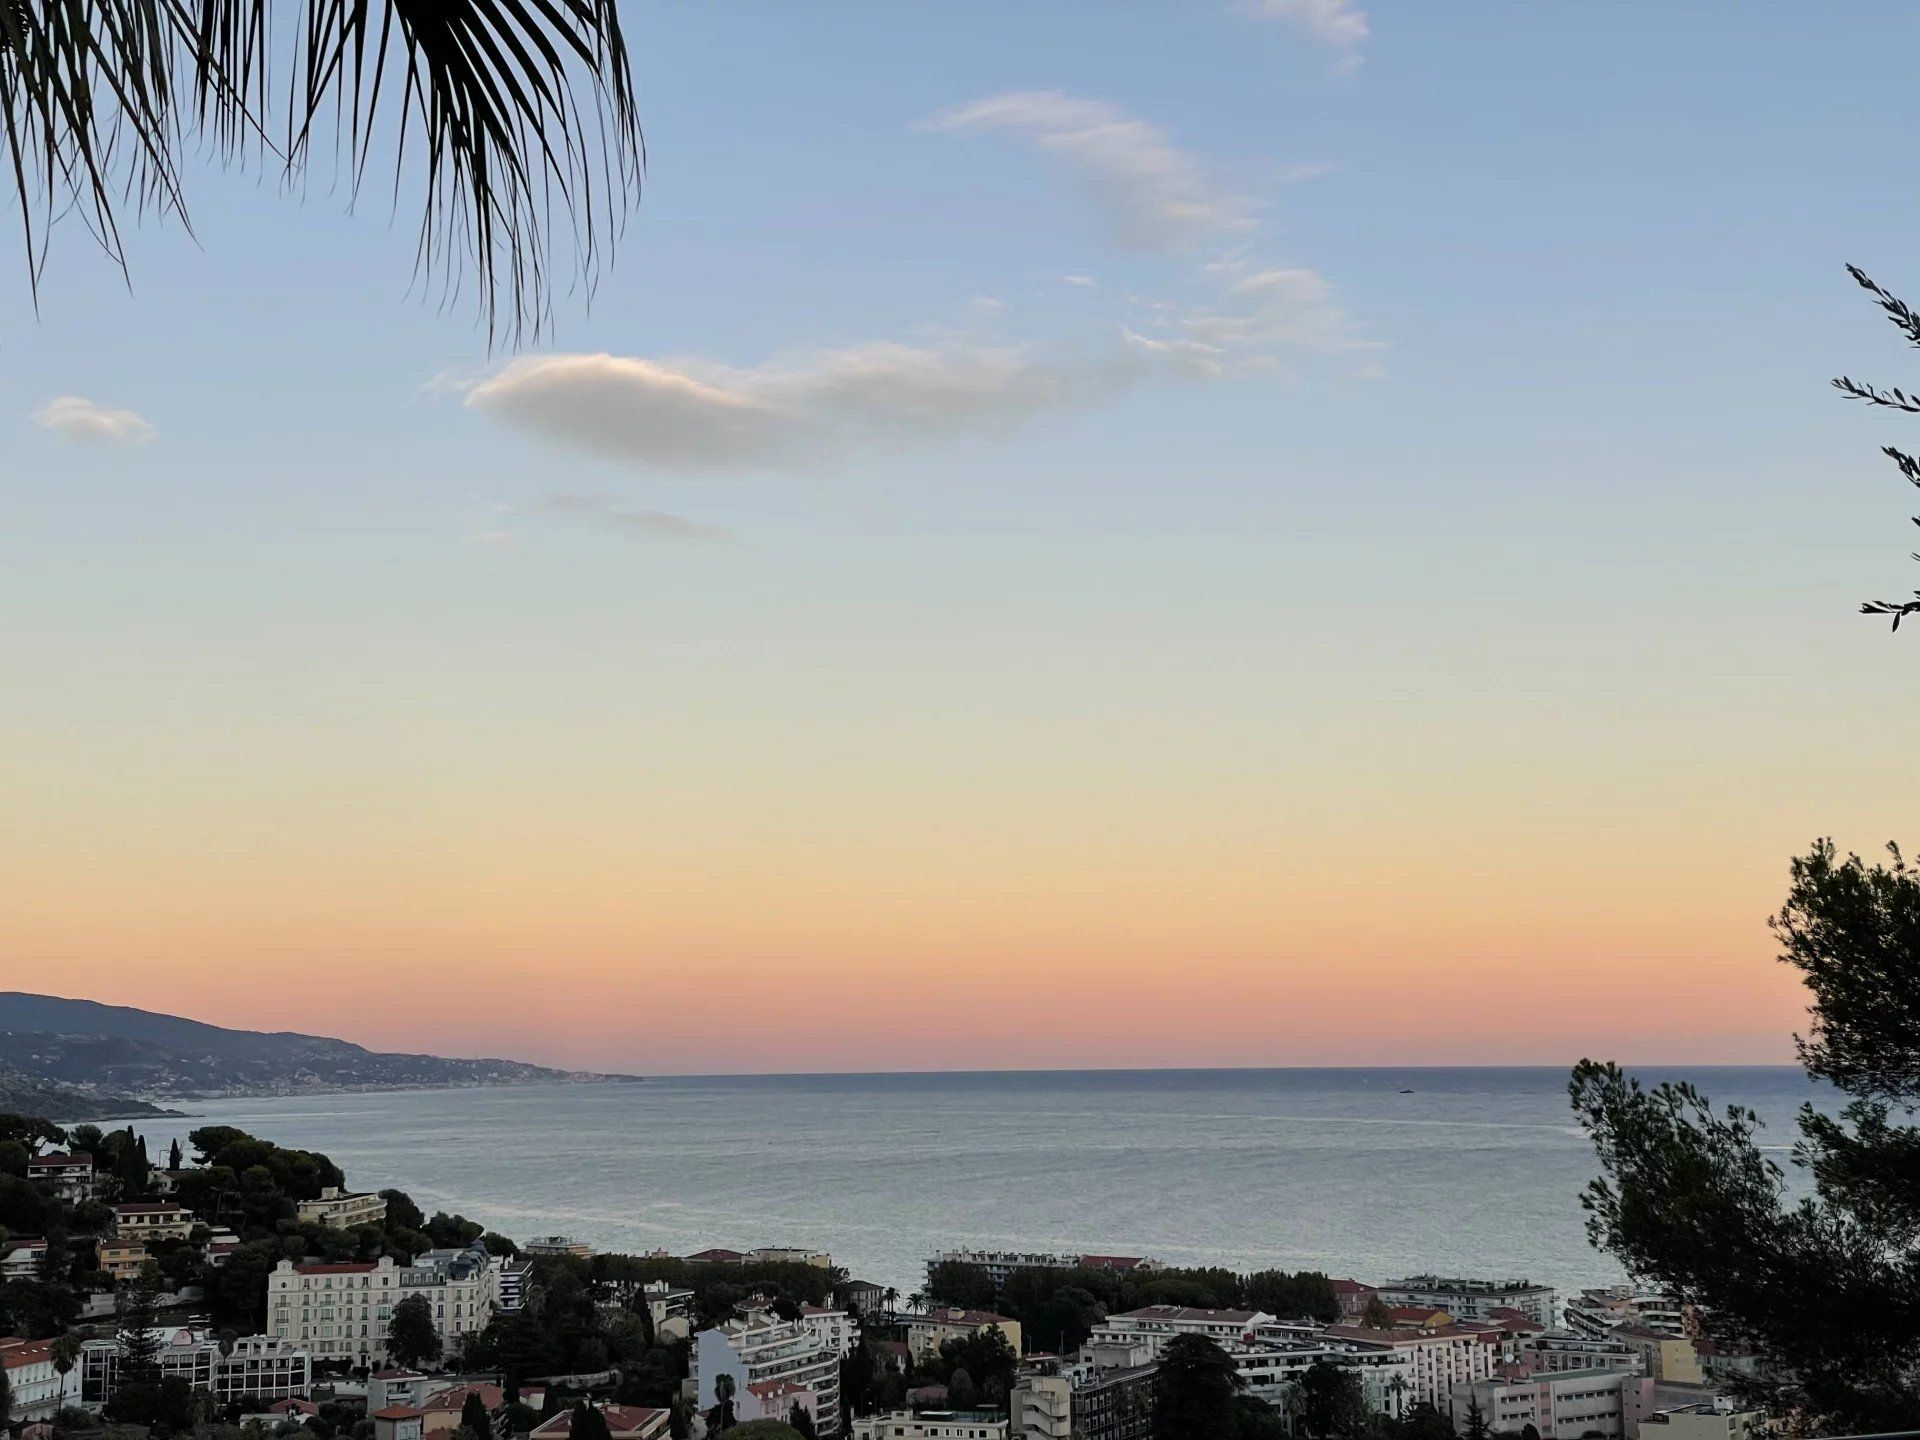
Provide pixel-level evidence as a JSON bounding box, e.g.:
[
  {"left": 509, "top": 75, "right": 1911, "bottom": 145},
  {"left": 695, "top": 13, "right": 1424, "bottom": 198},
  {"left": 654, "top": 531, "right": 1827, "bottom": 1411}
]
[{"left": 124, "top": 1067, "right": 1822, "bottom": 1298}]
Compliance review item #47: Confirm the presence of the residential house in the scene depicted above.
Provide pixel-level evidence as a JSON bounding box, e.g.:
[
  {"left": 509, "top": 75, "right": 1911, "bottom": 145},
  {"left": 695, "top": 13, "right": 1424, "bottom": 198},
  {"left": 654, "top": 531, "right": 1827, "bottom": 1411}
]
[
  {"left": 111, "top": 1202, "right": 194, "bottom": 1242},
  {"left": 638, "top": 1280, "right": 695, "bottom": 1341},
  {"left": 904, "top": 1307, "right": 1024, "bottom": 1362},
  {"left": 1088, "top": 1306, "right": 1273, "bottom": 1358},
  {"left": 297, "top": 1187, "right": 389, "bottom": 1230},
  {"left": 1, "top": 1240, "right": 47, "bottom": 1279},
  {"left": 747, "top": 1246, "right": 832, "bottom": 1268},
  {"left": 839, "top": 1280, "right": 892, "bottom": 1318},
  {"left": 684, "top": 1248, "right": 745, "bottom": 1265},
  {"left": 97, "top": 1241, "right": 148, "bottom": 1282},
  {"left": 421, "top": 1383, "right": 505, "bottom": 1435},
  {"left": 1330, "top": 1280, "right": 1379, "bottom": 1322},
  {"left": 25, "top": 1152, "right": 94, "bottom": 1201},
  {"left": 374, "top": 1406, "right": 427, "bottom": 1440}
]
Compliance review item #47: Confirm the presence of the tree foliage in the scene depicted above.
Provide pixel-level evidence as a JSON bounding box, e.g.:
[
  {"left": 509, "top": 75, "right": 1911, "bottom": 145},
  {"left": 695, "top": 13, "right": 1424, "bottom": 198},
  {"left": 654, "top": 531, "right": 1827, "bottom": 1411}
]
[
  {"left": 0, "top": 0, "right": 642, "bottom": 343},
  {"left": 1151, "top": 1334, "right": 1243, "bottom": 1440},
  {"left": 386, "top": 1294, "right": 443, "bottom": 1370},
  {"left": 1572, "top": 838, "right": 1920, "bottom": 1430}
]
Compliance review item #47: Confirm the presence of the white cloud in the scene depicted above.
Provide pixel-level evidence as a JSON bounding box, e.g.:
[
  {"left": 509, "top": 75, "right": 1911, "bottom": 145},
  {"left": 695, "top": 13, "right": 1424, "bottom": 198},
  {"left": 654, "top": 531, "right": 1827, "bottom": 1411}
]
[
  {"left": 1064, "top": 274, "right": 1099, "bottom": 288},
  {"left": 543, "top": 494, "right": 730, "bottom": 541},
  {"left": 466, "top": 342, "right": 1129, "bottom": 473},
  {"left": 32, "top": 395, "right": 156, "bottom": 445},
  {"left": 924, "top": 92, "right": 1252, "bottom": 254},
  {"left": 1252, "top": 0, "right": 1369, "bottom": 73}
]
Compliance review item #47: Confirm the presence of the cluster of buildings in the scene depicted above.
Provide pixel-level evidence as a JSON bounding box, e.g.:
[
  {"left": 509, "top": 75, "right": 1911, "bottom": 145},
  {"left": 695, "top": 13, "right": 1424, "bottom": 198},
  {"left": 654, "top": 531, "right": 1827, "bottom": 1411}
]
[
  {"left": 267, "top": 1245, "right": 536, "bottom": 1367},
  {"left": 830, "top": 1263, "right": 1766, "bottom": 1440}
]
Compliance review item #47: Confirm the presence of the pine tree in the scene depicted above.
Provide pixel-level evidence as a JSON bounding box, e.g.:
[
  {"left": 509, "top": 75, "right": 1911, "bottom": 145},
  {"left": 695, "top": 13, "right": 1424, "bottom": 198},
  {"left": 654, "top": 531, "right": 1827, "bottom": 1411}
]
[
  {"left": 569, "top": 1403, "right": 613, "bottom": 1440},
  {"left": 1463, "top": 1394, "right": 1491, "bottom": 1440},
  {"left": 461, "top": 1390, "right": 492, "bottom": 1440},
  {"left": 117, "top": 1267, "right": 166, "bottom": 1383}
]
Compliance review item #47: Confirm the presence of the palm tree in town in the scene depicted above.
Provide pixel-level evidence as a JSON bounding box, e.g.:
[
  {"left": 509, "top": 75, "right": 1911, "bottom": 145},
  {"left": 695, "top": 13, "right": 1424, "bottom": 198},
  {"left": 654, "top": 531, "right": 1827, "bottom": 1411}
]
[
  {"left": 50, "top": 1331, "right": 81, "bottom": 1391},
  {"left": 906, "top": 1291, "right": 927, "bottom": 1315},
  {"left": 882, "top": 1286, "right": 899, "bottom": 1318},
  {"left": 1, "top": 0, "right": 640, "bottom": 342}
]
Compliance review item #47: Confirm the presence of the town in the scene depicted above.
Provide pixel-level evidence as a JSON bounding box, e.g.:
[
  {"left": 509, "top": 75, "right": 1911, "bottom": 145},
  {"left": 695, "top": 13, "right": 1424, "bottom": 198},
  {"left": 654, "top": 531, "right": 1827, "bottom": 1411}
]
[{"left": 0, "top": 1118, "right": 1762, "bottom": 1440}]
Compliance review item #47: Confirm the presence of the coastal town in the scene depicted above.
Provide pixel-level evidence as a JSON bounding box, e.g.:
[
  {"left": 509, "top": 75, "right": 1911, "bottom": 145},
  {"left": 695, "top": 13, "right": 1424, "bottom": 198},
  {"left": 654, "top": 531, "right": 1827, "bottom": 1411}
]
[{"left": 0, "top": 1119, "right": 1765, "bottom": 1440}]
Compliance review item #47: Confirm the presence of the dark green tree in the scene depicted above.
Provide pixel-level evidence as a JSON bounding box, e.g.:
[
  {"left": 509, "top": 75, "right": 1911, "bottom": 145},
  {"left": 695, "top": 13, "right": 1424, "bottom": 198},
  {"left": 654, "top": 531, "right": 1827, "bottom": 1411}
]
[
  {"left": 1298, "top": 1361, "right": 1368, "bottom": 1440},
  {"left": 386, "top": 1295, "right": 443, "bottom": 1371},
  {"left": 709, "top": 1373, "right": 737, "bottom": 1433},
  {"left": 1462, "top": 1394, "right": 1490, "bottom": 1440},
  {"left": 724, "top": 1425, "right": 801, "bottom": 1440},
  {"left": 116, "top": 1266, "right": 166, "bottom": 1383},
  {"left": 787, "top": 1403, "right": 817, "bottom": 1440},
  {"left": 1572, "top": 839, "right": 1920, "bottom": 1431},
  {"left": 568, "top": 1404, "right": 612, "bottom": 1440},
  {"left": 168, "top": 1139, "right": 182, "bottom": 1172},
  {"left": 1151, "top": 1334, "right": 1242, "bottom": 1440},
  {"left": 1402, "top": 1402, "right": 1457, "bottom": 1440},
  {"left": 460, "top": 1391, "right": 491, "bottom": 1439}
]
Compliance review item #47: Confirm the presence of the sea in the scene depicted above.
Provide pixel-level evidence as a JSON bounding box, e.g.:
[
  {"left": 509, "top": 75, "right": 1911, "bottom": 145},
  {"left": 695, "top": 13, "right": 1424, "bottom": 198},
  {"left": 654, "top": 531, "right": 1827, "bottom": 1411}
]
[{"left": 122, "top": 1066, "right": 1824, "bottom": 1298}]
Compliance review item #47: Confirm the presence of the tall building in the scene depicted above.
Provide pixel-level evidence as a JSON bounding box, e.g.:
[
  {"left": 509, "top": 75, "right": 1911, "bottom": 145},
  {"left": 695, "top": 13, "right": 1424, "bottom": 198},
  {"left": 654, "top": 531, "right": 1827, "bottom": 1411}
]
[
  {"left": 1450, "top": 1368, "right": 1656, "bottom": 1440},
  {"left": 1564, "top": 1290, "right": 1686, "bottom": 1340},
  {"left": 1325, "top": 1323, "right": 1498, "bottom": 1409},
  {"left": 2, "top": 1338, "right": 82, "bottom": 1421},
  {"left": 694, "top": 1312, "right": 842, "bottom": 1436},
  {"left": 1088, "top": 1306, "right": 1275, "bottom": 1356},
  {"left": 1011, "top": 1374, "right": 1072, "bottom": 1440},
  {"left": 1376, "top": 1277, "right": 1557, "bottom": 1328},
  {"left": 80, "top": 1329, "right": 312, "bottom": 1407}
]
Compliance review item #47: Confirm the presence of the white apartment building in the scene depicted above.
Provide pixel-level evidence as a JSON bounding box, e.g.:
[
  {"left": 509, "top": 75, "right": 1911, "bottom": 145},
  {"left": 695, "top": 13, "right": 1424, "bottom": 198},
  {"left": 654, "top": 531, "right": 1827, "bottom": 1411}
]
[
  {"left": 1012, "top": 1374, "right": 1072, "bottom": 1440},
  {"left": 1235, "top": 1338, "right": 1416, "bottom": 1418},
  {"left": 800, "top": 1302, "right": 858, "bottom": 1358},
  {"left": 1327, "top": 1323, "right": 1498, "bottom": 1409},
  {"left": 26, "top": 1151, "right": 95, "bottom": 1201},
  {"left": 1, "top": 1240, "right": 47, "bottom": 1279},
  {"left": 1089, "top": 1306, "right": 1276, "bottom": 1357},
  {"left": 297, "top": 1187, "right": 389, "bottom": 1230},
  {"left": 1564, "top": 1289, "right": 1685, "bottom": 1340},
  {"left": 523, "top": 1237, "right": 592, "bottom": 1258},
  {"left": 748, "top": 1247, "right": 833, "bottom": 1268},
  {"left": 1451, "top": 1368, "right": 1655, "bottom": 1440},
  {"left": 495, "top": 1259, "right": 535, "bottom": 1313},
  {"left": 694, "top": 1313, "right": 842, "bottom": 1436},
  {"left": 1521, "top": 1332, "right": 1645, "bottom": 1374},
  {"left": 268, "top": 1246, "right": 500, "bottom": 1366},
  {"left": 853, "top": 1411, "right": 1010, "bottom": 1440},
  {"left": 80, "top": 1329, "right": 312, "bottom": 1407},
  {"left": 112, "top": 1202, "right": 195, "bottom": 1242},
  {"left": 2, "top": 1337, "right": 81, "bottom": 1421},
  {"left": 1377, "top": 1277, "right": 1557, "bottom": 1328}
]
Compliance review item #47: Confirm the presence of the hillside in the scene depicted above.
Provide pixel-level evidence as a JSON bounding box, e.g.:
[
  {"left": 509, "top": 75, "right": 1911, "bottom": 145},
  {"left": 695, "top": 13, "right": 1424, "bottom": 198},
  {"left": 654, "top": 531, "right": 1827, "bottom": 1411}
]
[
  {"left": 0, "top": 992, "right": 639, "bottom": 1101},
  {"left": 0, "top": 1060, "right": 178, "bottom": 1120}
]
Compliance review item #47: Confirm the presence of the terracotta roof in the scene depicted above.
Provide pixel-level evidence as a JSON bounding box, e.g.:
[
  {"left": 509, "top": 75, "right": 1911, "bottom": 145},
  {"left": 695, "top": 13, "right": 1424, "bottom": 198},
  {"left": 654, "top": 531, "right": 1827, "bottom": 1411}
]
[
  {"left": 912, "top": 1307, "right": 1015, "bottom": 1328},
  {"left": 746, "top": 1380, "right": 810, "bottom": 1400},
  {"left": 424, "top": 1385, "right": 504, "bottom": 1413},
  {"left": 294, "top": 1261, "right": 380, "bottom": 1274},
  {"left": 1326, "top": 1323, "right": 1479, "bottom": 1345},
  {"left": 267, "top": 1399, "right": 320, "bottom": 1415},
  {"left": 0, "top": 1339, "right": 55, "bottom": 1370},
  {"left": 529, "top": 1406, "right": 668, "bottom": 1438},
  {"left": 1111, "top": 1305, "right": 1260, "bottom": 1325},
  {"left": 1078, "top": 1255, "right": 1148, "bottom": 1270},
  {"left": 26, "top": 1153, "right": 90, "bottom": 1168},
  {"left": 1329, "top": 1279, "right": 1376, "bottom": 1295},
  {"left": 115, "top": 1203, "right": 187, "bottom": 1214},
  {"left": 374, "top": 1407, "right": 424, "bottom": 1421},
  {"left": 684, "top": 1248, "right": 744, "bottom": 1262}
]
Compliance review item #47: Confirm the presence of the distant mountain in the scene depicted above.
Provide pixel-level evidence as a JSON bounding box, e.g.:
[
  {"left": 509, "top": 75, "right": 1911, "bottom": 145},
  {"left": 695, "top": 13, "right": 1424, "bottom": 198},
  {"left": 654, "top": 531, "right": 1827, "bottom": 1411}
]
[
  {"left": 0, "top": 1060, "right": 178, "bottom": 1120},
  {"left": 0, "top": 992, "right": 639, "bottom": 1101}
]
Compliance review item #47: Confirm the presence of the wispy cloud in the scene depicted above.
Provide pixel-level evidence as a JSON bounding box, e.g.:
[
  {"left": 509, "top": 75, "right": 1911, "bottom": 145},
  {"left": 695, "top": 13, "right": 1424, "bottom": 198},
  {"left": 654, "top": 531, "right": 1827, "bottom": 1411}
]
[
  {"left": 466, "top": 342, "right": 1131, "bottom": 473},
  {"left": 924, "top": 91, "right": 1252, "bottom": 254},
  {"left": 1251, "top": 0, "right": 1369, "bottom": 73},
  {"left": 32, "top": 395, "right": 156, "bottom": 446},
  {"left": 543, "top": 494, "right": 731, "bottom": 541}
]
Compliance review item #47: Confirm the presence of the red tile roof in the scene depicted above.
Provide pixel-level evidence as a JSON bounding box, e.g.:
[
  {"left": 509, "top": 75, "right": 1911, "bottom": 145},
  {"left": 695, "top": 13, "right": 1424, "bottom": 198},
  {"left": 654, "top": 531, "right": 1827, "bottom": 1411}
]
[
  {"left": 529, "top": 1406, "right": 667, "bottom": 1438},
  {"left": 912, "top": 1307, "right": 1016, "bottom": 1328},
  {"left": 374, "top": 1408, "right": 424, "bottom": 1421},
  {"left": 1329, "top": 1279, "right": 1376, "bottom": 1295},
  {"left": 746, "top": 1380, "right": 810, "bottom": 1400},
  {"left": 425, "top": 1385, "right": 504, "bottom": 1413},
  {"left": 1078, "top": 1255, "right": 1147, "bottom": 1271},
  {"left": 0, "top": 1339, "right": 55, "bottom": 1370},
  {"left": 684, "top": 1248, "right": 744, "bottom": 1262}
]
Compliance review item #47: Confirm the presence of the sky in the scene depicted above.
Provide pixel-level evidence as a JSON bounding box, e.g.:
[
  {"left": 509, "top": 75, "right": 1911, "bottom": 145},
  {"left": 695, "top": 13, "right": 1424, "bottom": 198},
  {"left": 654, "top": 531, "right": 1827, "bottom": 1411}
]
[{"left": 3, "top": 2, "right": 1919, "bottom": 1075}]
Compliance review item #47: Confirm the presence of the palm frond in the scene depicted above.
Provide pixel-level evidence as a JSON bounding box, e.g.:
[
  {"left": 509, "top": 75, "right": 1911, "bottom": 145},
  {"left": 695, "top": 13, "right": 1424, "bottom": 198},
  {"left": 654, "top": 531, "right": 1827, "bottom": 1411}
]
[{"left": 0, "top": 0, "right": 641, "bottom": 344}]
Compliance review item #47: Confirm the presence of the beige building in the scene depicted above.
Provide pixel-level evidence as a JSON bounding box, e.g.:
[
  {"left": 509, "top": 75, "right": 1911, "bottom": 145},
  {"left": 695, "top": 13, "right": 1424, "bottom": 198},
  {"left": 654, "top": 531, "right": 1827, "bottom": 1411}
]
[
  {"left": 853, "top": 1412, "right": 1010, "bottom": 1440},
  {"left": 298, "top": 1187, "right": 389, "bottom": 1229},
  {"left": 905, "top": 1307, "right": 1024, "bottom": 1362},
  {"left": 112, "top": 1202, "right": 194, "bottom": 1242},
  {"left": 1617, "top": 1327, "right": 1703, "bottom": 1384},
  {"left": 1451, "top": 1368, "right": 1655, "bottom": 1440},
  {"left": 98, "top": 1240, "right": 150, "bottom": 1281},
  {"left": 268, "top": 1247, "right": 501, "bottom": 1366},
  {"left": 1327, "top": 1323, "right": 1498, "bottom": 1409},
  {"left": 1642, "top": 1403, "right": 1762, "bottom": 1440}
]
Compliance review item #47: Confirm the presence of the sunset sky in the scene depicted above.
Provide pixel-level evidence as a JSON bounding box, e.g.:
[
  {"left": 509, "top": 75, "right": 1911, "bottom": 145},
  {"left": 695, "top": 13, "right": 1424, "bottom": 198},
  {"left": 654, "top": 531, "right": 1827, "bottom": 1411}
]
[{"left": 3, "top": 3, "right": 1917, "bottom": 1074}]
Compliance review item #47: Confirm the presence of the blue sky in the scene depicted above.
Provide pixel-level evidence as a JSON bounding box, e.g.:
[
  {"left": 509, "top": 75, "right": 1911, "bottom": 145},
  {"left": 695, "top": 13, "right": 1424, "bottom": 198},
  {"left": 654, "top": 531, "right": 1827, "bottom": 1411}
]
[{"left": 5, "top": 2, "right": 1920, "bottom": 1069}]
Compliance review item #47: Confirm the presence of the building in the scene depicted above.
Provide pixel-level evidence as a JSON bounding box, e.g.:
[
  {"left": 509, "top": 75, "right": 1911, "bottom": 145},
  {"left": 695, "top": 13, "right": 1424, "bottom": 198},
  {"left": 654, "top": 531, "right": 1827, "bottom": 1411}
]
[
  {"left": 904, "top": 1307, "right": 1024, "bottom": 1362},
  {"left": 25, "top": 1151, "right": 95, "bottom": 1200},
  {"left": 925, "top": 1251, "right": 1160, "bottom": 1294},
  {"left": 839, "top": 1280, "right": 892, "bottom": 1318},
  {"left": 297, "top": 1187, "right": 389, "bottom": 1230},
  {"left": 369, "top": 1370, "right": 436, "bottom": 1413},
  {"left": 111, "top": 1202, "right": 195, "bottom": 1242},
  {"left": 495, "top": 1258, "right": 535, "bottom": 1313},
  {"left": 98, "top": 1240, "right": 149, "bottom": 1282},
  {"left": 268, "top": 1246, "right": 500, "bottom": 1366},
  {"left": 1377, "top": 1277, "right": 1557, "bottom": 1328},
  {"left": 2, "top": 1337, "right": 81, "bottom": 1422},
  {"left": 747, "top": 1246, "right": 832, "bottom": 1268},
  {"left": 1565, "top": 1290, "right": 1685, "bottom": 1340},
  {"left": 80, "top": 1329, "right": 312, "bottom": 1407},
  {"left": 1616, "top": 1328, "right": 1703, "bottom": 1385},
  {"left": 1451, "top": 1368, "right": 1656, "bottom": 1440},
  {"left": 800, "top": 1302, "right": 858, "bottom": 1359},
  {"left": 421, "top": 1383, "right": 505, "bottom": 1434},
  {"left": 685, "top": 1248, "right": 745, "bottom": 1264},
  {"left": 1067, "top": 1361, "right": 1155, "bottom": 1440},
  {"left": 1520, "top": 1333, "right": 1645, "bottom": 1374},
  {"left": 1012, "top": 1374, "right": 1072, "bottom": 1440},
  {"left": 523, "top": 1236, "right": 592, "bottom": 1258},
  {"left": 695, "top": 1312, "right": 842, "bottom": 1436},
  {"left": 852, "top": 1411, "right": 1010, "bottom": 1440},
  {"left": 1330, "top": 1280, "right": 1379, "bottom": 1322},
  {"left": 1, "top": 1240, "right": 46, "bottom": 1279},
  {"left": 1641, "top": 1402, "right": 1762, "bottom": 1440},
  {"left": 1326, "top": 1323, "right": 1498, "bottom": 1408},
  {"left": 1235, "top": 1337, "right": 1416, "bottom": 1417},
  {"left": 638, "top": 1280, "right": 695, "bottom": 1341},
  {"left": 529, "top": 1404, "right": 670, "bottom": 1440},
  {"left": 1089, "top": 1306, "right": 1274, "bottom": 1357},
  {"left": 374, "top": 1406, "right": 427, "bottom": 1440}
]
